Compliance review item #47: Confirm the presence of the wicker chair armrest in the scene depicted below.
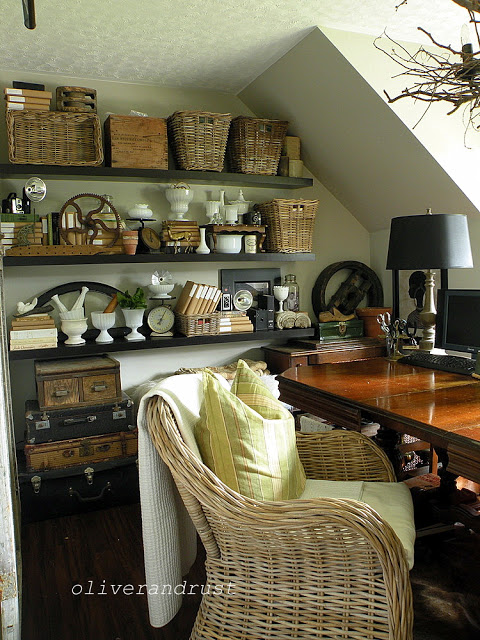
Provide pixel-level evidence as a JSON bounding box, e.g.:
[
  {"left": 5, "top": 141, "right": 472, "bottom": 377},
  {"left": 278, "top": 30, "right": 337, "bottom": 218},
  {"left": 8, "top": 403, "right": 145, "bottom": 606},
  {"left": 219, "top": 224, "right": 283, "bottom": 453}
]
[{"left": 296, "top": 430, "right": 396, "bottom": 482}]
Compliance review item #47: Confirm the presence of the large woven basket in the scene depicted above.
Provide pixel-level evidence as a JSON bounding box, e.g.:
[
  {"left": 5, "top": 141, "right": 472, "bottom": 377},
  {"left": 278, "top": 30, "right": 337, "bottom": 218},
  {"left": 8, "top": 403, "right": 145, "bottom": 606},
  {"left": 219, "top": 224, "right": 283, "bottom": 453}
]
[
  {"left": 257, "top": 199, "right": 319, "bottom": 253},
  {"left": 228, "top": 116, "right": 288, "bottom": 175},
  {"left": 167, "top": 111, "right": 231, "bottom": 171},
  {"left": 175, "top": 312, "right": 220, "bottom": 337},
  {"left": 6, "top": 110, "right": 103, "bottom": 166}
]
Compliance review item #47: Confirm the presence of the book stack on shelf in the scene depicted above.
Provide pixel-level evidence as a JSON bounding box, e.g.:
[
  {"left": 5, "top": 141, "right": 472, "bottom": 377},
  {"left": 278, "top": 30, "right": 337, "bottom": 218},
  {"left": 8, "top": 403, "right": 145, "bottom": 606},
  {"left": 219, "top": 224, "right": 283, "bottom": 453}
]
[
  {"left": 218, "top": 311, "right": 254, "bottom": 333},
  {"left": 9, "top": 313, "right": 58, "bottom": 351},
  {"left": 4, "top": 87, "right": 52, "bottom": 111},
  {"left": 0, "top": 219, "right": 43, "bottom": 249},
  {"left": 175, "top": 280, "right": 222, "bottom": 316}
]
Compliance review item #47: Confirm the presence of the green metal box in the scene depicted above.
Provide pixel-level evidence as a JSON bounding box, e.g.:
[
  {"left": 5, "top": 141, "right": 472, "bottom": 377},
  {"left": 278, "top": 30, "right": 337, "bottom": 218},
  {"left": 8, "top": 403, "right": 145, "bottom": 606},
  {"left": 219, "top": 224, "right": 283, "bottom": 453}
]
[{"left": 316, "top": 319, "right": 364, "bottom": 341}]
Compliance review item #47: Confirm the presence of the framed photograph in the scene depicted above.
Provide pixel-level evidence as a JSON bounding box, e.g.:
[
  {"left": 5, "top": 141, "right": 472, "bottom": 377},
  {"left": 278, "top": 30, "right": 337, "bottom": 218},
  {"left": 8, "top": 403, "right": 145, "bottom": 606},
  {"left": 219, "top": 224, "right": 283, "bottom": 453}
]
[{"left": 220, "top": 268, "right": 281, "bottom": 311}]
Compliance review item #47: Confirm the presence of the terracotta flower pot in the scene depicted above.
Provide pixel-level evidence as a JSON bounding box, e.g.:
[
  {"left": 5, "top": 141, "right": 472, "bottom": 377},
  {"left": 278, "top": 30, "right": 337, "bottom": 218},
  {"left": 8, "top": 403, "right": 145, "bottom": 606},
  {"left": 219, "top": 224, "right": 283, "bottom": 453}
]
[{"left": 122, "top": 230, "right": 138, "bottom": 255}]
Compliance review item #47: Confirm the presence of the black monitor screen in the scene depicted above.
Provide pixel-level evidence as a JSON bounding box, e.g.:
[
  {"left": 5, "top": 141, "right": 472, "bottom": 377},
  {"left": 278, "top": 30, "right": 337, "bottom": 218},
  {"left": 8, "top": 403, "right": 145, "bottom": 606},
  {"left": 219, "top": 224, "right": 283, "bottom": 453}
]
[{"left": 436, "top": 289, "right": 480, "bottom": 355}]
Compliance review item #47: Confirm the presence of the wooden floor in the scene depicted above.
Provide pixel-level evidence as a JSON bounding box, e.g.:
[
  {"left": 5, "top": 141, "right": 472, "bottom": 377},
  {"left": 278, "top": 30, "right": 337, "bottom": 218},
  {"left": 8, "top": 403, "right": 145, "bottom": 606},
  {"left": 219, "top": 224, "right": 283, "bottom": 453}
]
[
  {"left": 21, "top": 503, "right": 204, "bottom": 640},
  {"left": 21, "top": 500, "right": 480, "bottom": 640}
]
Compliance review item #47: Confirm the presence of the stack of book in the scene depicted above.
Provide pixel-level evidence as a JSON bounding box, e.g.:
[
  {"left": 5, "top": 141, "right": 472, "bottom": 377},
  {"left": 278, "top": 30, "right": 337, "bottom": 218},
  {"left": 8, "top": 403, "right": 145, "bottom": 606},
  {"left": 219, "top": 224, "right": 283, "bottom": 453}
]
[
  {"left": 4, "top": 87, "right": 52, "bottom": 111},
  {"left": 175, "top": 281, "right": 222, "bottom": 316},
  {"left": 10, "top": 314, "right": 58, "bottom": 351},
  {"left": 218, "top": 311, "right": 254, "bottom": 333},
  {"left": 0, "top": 220, "right": 43, "bottom": 248}
]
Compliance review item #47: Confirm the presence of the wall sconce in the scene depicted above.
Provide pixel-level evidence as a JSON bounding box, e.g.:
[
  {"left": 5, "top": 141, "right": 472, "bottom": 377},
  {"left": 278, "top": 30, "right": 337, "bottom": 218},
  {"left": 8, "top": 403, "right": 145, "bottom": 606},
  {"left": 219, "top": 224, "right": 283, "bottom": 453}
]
[{"left": 386, "top": 210, "right": 473, "bottom": 351}]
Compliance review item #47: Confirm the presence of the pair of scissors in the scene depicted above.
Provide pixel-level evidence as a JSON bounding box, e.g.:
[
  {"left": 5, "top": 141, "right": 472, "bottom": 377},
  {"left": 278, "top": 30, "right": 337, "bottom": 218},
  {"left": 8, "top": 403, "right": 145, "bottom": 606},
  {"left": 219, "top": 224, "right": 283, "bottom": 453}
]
[{"left": 391, "top": 319, "right": 407, "bottom": 338}]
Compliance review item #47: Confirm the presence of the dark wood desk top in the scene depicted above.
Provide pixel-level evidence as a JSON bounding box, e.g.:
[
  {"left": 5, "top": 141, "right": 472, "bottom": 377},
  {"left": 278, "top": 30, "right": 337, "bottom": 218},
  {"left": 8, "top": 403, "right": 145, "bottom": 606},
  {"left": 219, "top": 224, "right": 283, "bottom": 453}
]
[{"left": 279, "top": 359, "right": 480, "bottom": 481}]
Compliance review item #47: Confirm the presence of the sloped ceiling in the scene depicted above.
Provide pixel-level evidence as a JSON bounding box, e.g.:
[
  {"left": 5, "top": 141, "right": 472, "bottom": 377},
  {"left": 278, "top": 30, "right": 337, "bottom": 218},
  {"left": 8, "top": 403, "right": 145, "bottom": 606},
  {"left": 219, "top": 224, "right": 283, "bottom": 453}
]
[
  {"left": 0, "top": 0, "right": 469, "bottom": 92},
  {"left": 239, "top": 28, "right": 479, "bottom": 233}
]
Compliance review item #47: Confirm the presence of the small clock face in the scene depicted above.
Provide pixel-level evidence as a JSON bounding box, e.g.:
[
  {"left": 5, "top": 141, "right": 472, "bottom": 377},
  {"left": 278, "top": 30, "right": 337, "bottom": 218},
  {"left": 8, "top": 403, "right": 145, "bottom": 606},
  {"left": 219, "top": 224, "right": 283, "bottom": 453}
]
[
  {"left": 140, "top": 227, "right": 161, "bottom": 251},
  {"left": 147, "top": 305, "right": 175, "bottom": 334}
]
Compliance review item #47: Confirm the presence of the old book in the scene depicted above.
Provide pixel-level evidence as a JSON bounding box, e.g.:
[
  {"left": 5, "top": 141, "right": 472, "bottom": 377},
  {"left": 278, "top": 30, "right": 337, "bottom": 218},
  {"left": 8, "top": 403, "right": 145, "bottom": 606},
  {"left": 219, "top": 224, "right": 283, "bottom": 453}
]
[
  {"left": 11, "top": 322, "right": 55, "bottom": 330},
  {"left": 4, "top": 87, "right": 53, "bottom": 99},
  {"left": 5, "top": 95, "right": 51, "bottom": 105},
  {"left": 218, "top": 324, "right": 254, "bottom": 333},
  {"left": 185, "top": 284, "right": 207, "bottom": 315},
  {"left": 10, "top": 341, "right": 57, "bottom": 351},
  {"left": 175, "top": 281, "right": 197, "bottom": 315},
  {"left": 10, "top": 328, "right": 58, "bottom": 340},
  {"left": 6, "top": 101, "right": 50, "bottom": 111},
  {"left": 13, "top": 313, "right": 52, "bottom": 322}
]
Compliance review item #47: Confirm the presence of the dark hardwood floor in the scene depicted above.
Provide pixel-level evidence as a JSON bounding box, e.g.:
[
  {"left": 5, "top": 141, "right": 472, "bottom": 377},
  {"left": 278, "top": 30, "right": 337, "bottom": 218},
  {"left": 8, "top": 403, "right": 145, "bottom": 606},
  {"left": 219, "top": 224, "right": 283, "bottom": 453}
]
[
  {"left": 21, "top": 503, "right": 204, "bottom": 640},
  {"left": 21, "top": 500, "right": 480, "bottom": 640}
]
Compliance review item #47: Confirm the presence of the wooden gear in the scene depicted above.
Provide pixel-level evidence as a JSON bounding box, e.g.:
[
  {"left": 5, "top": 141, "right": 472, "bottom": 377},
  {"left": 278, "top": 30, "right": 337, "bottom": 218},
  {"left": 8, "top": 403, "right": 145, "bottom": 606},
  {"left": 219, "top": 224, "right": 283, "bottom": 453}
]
[
  {"left": 312, "top": 260, "right": 384, "bottom": 319},
  {"left": 58, "top": 193, "right": 122, "bottom": 247}
]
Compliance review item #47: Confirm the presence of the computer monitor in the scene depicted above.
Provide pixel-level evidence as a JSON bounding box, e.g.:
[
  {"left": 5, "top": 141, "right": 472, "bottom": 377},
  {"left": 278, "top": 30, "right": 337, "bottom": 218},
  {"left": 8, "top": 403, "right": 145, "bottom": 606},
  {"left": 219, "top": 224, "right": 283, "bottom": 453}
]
[{"left": 435, "top": 289, "right": 480, "bottom": 357}]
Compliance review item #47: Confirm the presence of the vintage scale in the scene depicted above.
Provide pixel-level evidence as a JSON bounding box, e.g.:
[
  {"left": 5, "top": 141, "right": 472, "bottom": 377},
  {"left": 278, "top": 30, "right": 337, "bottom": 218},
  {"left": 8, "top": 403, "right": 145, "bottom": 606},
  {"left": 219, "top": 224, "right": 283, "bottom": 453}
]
[{"left": 146, "top": 271, "right": 176, "bottom": 337}]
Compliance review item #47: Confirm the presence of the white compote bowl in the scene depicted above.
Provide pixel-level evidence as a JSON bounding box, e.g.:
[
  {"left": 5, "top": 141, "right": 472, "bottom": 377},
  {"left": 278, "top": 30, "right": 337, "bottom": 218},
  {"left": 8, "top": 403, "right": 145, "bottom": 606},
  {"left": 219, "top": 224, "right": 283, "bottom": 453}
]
[{"left": 91, "top": 311, "right": 115, "bottom": 343}]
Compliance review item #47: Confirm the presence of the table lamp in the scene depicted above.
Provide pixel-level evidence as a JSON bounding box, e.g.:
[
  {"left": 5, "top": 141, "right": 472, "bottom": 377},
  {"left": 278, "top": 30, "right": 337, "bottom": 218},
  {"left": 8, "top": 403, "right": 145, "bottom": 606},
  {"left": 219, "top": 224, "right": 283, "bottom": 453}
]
[{"left": 386, "top": 210, "right": 473, "bottom": 351}]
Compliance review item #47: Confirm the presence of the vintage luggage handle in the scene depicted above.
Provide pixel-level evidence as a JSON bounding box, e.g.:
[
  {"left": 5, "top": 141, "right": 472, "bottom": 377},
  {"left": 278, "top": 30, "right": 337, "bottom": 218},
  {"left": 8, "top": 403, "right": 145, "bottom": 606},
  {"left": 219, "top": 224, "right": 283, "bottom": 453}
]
[
  {"left": 69, "top": 482, "right": 112, "bottom": 502},
  {"left": 62, "top": 416, "right": 97, "bottom": 426}
]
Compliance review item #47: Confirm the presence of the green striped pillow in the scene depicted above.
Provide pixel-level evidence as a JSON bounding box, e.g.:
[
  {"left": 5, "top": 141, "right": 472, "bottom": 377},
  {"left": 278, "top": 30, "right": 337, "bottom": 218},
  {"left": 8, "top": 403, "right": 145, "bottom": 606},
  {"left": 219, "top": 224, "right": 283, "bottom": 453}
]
[{"left": 194, "top": 361, "right": 305, "bottom": 501}]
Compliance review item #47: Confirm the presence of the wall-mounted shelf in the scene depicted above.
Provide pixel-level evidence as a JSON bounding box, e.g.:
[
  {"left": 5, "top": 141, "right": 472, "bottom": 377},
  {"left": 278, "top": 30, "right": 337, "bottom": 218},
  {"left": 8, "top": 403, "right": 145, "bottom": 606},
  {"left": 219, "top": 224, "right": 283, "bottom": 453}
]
[
  {"left": 2, "top": 252, "right": 315, "bottom": 267},
  {"left": 8, "top": 328, "right": 315, "bottom": 361},
  {"left": 0, "top": 164, "right": 313, "bottom": 189}
]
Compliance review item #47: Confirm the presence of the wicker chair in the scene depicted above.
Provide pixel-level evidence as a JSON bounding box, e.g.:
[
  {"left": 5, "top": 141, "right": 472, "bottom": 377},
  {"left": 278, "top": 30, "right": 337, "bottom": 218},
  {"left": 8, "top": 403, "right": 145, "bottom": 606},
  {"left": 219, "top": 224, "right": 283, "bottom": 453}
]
[{"left": 146, "top": 395, "right": 413, "bottom": 640}]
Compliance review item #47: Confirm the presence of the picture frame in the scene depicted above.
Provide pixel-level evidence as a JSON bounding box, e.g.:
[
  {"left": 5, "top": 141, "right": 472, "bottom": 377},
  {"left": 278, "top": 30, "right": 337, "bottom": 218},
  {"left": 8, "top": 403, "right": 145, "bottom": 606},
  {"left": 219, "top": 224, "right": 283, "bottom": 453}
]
[{"left": 220, "top": 268, "right": 281, "bottom": 311}]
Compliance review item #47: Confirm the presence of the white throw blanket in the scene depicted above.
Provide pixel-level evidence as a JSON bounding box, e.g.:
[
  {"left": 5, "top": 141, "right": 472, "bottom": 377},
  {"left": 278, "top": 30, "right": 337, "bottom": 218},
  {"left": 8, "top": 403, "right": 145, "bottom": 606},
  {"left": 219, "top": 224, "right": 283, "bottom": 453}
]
[{"left": 136, "top": 373, "right": 230, "bottom": 627}]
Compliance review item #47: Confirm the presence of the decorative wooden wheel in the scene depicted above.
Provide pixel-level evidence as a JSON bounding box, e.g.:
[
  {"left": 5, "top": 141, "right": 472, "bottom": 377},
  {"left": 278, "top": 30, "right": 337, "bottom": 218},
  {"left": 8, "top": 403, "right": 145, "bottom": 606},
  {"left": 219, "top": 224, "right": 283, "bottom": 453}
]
[
  {"left": 312, "top": 260, "right": 384, "bottom": 318},
  {"left": 58, "top": 193, "right": 122, "bottom": 247}
]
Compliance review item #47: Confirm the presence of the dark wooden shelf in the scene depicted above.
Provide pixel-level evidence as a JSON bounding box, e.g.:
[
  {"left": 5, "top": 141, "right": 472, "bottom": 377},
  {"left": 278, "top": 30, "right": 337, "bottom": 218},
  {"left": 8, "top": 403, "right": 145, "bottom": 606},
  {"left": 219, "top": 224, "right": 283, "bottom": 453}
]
[
  {"left": 3, "top": 252, "right": 315, "bottom": 267},
  {"left": 8, "top": 328, "right": 315, "bottom": 361},
  {"left": 0, "top": 164, "right": 313, "bottom": 189}
]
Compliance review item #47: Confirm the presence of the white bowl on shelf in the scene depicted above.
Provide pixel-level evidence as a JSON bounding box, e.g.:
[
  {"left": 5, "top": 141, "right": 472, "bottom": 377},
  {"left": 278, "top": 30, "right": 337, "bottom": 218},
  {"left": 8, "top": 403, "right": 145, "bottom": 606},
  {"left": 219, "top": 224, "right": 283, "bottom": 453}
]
[
  {"left": 148, "top": 283, "right": 175, "bottom": 298},
  {"left": 216, "top": 234, "right": 243, "bottom": 254}
]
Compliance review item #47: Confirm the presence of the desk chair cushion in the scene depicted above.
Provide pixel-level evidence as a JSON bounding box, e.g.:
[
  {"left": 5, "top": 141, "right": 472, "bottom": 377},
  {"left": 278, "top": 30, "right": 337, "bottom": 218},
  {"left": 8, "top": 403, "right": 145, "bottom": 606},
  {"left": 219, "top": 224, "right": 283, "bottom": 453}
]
[
  {"left": 195, "top": 366, "right": 306, "bottom": 501},
  {"left": 300, "top": 479, "right": 415, "bottom": 569}
]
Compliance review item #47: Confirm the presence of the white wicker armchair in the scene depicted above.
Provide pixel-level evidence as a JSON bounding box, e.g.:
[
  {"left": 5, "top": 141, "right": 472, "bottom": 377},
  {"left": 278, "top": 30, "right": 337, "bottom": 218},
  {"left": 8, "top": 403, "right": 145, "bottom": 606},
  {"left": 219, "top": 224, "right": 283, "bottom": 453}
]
[{"left": 146, "top": 394, "right": 413, "bottom": 640}]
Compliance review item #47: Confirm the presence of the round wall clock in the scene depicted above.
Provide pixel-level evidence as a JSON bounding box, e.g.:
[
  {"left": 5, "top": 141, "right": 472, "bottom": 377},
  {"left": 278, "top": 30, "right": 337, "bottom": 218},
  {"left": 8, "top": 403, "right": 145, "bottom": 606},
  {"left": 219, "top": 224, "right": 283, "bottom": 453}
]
[
  {"left": 138, "top": 226, "right": 161, "bottom": 253},
  {"left": 147, "top": 305, "right": 175, "bottom": 336}
]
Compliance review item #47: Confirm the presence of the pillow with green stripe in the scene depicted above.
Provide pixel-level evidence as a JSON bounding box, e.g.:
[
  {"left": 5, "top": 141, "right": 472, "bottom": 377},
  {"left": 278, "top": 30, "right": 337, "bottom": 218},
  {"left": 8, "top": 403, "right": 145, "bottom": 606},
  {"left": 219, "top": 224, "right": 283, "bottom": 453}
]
[{"left": 194, "top": 361, "right": 305, "bottom": 501}]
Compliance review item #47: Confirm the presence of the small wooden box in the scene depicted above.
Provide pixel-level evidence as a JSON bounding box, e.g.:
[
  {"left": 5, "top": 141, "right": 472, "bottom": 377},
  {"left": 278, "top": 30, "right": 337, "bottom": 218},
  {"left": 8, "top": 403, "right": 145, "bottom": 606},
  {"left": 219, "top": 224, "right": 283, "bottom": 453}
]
[
  {"left": 317, "top": 319, "right": 364, "bottom": 341},
  {"left": 104, "top": 115, "right": 168, "bottom": 169},
  {"left": 35, "top": 356, "right": 122, "bottom": 410}
]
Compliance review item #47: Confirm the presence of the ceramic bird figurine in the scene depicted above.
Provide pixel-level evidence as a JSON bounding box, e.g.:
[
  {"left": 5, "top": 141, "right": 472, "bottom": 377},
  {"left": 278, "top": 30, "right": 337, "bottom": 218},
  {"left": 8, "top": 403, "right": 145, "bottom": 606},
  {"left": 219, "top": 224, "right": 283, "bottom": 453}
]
[{"left": 16, "top": 297, "right": 38, "bottom": 315}]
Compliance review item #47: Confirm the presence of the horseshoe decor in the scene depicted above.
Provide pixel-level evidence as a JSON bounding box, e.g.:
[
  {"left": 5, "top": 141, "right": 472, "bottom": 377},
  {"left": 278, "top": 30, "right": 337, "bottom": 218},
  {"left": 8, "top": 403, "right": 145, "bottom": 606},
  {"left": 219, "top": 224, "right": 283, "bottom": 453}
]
[{"left": 312, "top": 261, "right": 384, "bottom": 319}]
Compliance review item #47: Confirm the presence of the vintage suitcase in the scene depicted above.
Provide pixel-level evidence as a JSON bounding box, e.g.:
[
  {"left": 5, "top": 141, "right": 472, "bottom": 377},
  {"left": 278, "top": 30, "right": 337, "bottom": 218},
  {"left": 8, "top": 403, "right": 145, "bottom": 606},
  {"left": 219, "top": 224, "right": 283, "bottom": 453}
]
[
  {"left": 17, "top": 453, "right": 139, "bottom": 523},
  {"left": 35, "top": 355, "right": 122, "bottom": 410},
  {"left": 316, "top": 319, "right": 364, "bottom": 341},
  {"left": 24, "top": 429, "right": 138, "bottom": 472},
  {"left": 25, "top": 391, "right": 135, "bottom": 445}
]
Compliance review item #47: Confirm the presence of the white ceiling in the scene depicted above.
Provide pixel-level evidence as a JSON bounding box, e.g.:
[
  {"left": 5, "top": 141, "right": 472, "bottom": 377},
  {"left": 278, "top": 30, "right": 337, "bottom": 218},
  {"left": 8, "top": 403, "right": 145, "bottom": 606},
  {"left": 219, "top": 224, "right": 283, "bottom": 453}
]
[{"left": 0, "top": 0, "right": 470, "bottom": 93}]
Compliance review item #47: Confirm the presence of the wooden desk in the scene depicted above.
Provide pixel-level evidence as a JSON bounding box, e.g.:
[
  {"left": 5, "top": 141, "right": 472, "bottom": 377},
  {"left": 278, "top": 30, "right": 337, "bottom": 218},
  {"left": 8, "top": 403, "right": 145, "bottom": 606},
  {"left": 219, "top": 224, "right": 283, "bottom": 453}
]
[{"left": 279, "top": 358, "right": 480, "bottom": 484}]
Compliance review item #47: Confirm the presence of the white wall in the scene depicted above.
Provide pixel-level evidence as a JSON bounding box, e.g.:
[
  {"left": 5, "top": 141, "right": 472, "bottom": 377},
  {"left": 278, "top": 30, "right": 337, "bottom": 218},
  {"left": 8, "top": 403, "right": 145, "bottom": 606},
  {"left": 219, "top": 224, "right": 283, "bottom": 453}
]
[{"left": 1, "top": 69, "right": 371, "bottom": 437}]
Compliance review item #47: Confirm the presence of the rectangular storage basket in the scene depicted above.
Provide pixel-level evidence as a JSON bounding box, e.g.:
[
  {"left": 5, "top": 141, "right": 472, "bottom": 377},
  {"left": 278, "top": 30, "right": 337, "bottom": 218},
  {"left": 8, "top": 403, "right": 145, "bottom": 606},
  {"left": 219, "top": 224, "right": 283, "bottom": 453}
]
[
  {"left": 7, "top": 110, "right": 103, "bottom": 166},
  {"left": 228, "top": 116, "right": 288, "bottom": 175},
  {"left": 257, "top": 199, "right": 319, "bottom": 253},
  {"left": 167, "top": 111, "right": 231, "bottom": 171},
  {"left": 175, "top": 312, "right": 220, "bottom": 337}
]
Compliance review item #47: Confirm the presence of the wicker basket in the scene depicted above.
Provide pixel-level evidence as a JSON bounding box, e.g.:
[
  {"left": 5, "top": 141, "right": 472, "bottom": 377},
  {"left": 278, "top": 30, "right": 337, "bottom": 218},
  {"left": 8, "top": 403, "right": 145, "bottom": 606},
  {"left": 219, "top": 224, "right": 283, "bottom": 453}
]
[
  {"left": 6, "top": 110, "right": 103, "bottom": 166},
  {"left": 175, "top": 312, "right": 220, "bottom": 337},
  {"left": 228, "top": 116, "right": 288, "bottom": 175},
  {"left": 257, "top": 199, "right": 319, "bottom": 253},
  {"left": 167, "top": 111, "right": 231, "bottom": 172}
]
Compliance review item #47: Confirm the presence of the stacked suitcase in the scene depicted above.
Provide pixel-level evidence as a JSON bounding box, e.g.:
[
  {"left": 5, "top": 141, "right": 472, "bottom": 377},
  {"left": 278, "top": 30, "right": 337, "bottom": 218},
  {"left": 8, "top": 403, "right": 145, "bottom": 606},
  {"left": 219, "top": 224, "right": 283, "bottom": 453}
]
[{"left": 18, "top": 355, "right": 139, "bottom": 522}]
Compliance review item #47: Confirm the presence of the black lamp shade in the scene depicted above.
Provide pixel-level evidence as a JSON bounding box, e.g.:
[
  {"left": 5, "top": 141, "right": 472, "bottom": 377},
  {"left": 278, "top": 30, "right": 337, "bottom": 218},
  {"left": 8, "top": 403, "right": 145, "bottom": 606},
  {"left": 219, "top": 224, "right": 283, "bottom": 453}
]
[{"left": 386, "top": 214, "right": 473, "bottom": 270}]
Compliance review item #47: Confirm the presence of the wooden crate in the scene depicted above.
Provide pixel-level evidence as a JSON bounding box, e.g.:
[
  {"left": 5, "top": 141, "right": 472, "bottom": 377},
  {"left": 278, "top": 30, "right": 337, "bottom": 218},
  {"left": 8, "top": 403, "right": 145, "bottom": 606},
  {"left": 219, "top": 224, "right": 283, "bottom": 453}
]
[
  {"left": 24, "top": 430, "right": 138, "bottom": 471},
  {"left": 104, "top": 115, "right": 168, "bottom": 169},
  {"left": 35, "top": 355, "right": 122, "bottom": 410}
]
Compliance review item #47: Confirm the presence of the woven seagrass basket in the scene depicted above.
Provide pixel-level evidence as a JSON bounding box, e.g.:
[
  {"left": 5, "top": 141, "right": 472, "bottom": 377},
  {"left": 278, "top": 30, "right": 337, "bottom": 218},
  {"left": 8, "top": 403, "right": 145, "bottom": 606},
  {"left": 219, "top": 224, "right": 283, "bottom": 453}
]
[
  {"left": 228, "top": 116, "right": 288, "bottom": 175},
  {"left": 6, "top": 110, "right": 103, "bottom": 166},
  {"left": 167, "top": 111, "right": 231, "bottom": 172},
  {"left": 175, "top": 312, "right": 220, "bottom": 337},
  {"left": 257, "top": 199, "right": 319, "bottom": 253}
]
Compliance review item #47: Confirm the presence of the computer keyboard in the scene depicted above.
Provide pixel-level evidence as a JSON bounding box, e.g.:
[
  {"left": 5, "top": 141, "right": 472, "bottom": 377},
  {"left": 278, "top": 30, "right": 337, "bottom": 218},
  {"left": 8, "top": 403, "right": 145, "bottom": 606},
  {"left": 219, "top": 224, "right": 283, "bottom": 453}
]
[{"left": 398, "top": 351, "right": 476, "bottom": 375}]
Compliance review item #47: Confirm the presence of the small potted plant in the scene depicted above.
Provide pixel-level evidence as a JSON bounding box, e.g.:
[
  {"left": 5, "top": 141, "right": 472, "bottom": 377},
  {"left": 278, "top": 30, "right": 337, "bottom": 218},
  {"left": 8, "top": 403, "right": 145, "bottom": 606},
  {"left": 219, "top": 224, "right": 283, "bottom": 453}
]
[{"left": 117, "top": 287, "right": 147, "bottom": 341}]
